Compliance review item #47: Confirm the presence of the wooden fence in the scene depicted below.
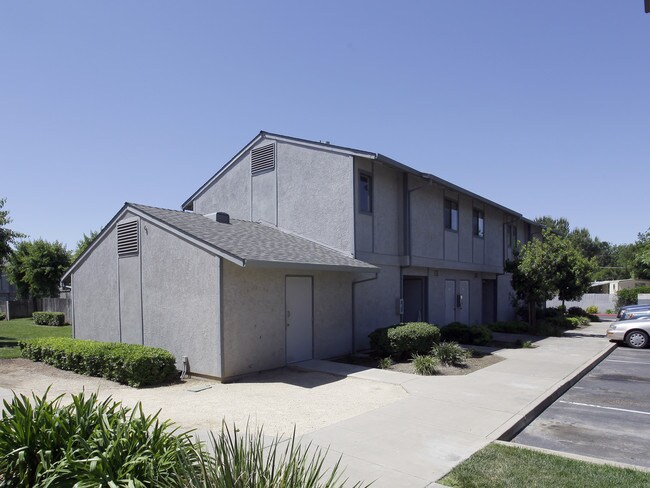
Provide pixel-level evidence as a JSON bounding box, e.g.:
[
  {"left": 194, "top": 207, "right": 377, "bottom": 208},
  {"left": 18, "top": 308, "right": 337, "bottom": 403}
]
[{"left": 1, "top": 298, "right": 72, "bottom": 323}]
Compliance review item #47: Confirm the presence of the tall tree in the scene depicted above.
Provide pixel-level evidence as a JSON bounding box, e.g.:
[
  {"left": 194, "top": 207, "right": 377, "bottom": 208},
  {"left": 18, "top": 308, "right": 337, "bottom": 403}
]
[
  {"left": 632, "top": 228, "right": 650, "bottom": 279},
  {"left": 72, "top": 230, "right": 99, "bottom": 262},
  {"left": 507, "top": 228, "right": 595, "bottom": 325},
  {"left": 6, "top": 239, "right": 71, "bottom": 298},
  {"left": 0, "top": 197, "right": 26, "bottom": 272}
]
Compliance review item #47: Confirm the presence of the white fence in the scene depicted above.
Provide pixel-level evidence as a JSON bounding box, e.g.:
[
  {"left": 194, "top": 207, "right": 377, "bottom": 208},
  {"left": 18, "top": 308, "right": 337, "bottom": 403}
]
[{"left": 546, "top": 293, "right": 617, "bottom": 313}]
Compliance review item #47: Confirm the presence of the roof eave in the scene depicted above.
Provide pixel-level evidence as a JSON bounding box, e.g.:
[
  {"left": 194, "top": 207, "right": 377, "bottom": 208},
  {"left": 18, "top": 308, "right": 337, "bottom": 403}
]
[{"left": 243, "top": 259, "right": 379, "bottom": 273}]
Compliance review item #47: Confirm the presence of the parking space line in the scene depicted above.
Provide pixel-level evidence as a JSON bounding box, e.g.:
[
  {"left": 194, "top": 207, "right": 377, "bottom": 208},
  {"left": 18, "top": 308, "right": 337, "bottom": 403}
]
[
  {"left": 558, "top": 400, "right": 650, "bottom": 416},
  {"left": 605, "top": 359, "right": 650, "bottom": 366}
]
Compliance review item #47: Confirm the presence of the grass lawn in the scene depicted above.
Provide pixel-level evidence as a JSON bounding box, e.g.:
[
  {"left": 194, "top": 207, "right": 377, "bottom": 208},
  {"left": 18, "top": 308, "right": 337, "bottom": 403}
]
[
  {"left": 439, "top": 443, "right": 650, "bottom": 488},
  {"left": 0, "top": 318, "right": 72, "bottom": 359}
]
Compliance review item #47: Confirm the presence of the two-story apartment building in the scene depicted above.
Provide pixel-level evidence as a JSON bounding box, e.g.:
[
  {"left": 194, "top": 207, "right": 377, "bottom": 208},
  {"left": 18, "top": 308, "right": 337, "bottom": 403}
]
[{"left": 63, "top": 131, "right": 540, "bottom": 380}]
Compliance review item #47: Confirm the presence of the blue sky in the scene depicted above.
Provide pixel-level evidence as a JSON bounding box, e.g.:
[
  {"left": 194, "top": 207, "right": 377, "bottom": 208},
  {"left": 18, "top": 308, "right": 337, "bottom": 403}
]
[{"left": 1, "top": 1, "right": 648, "bottom": 250}]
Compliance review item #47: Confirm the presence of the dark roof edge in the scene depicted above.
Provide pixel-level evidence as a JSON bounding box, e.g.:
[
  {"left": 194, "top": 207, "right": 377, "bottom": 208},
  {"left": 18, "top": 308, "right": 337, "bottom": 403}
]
[{"left": 244, "top": 259, "right": 379, "bottom": 273}]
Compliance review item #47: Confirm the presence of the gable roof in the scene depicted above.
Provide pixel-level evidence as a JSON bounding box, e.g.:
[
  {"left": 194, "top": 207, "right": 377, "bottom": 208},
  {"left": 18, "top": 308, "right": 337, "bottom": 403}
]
[
  {"left": 181, "top": 131, "right": 537, "bottom": 223},
  {"left": 62, "top": 203, "right": 377, "bottom": 282}
]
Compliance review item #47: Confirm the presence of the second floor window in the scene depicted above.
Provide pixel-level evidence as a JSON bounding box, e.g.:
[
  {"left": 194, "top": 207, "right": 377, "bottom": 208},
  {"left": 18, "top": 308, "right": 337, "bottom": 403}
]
[
  {"left": 473, "top": 209, "right": 485, "bottom": 238},
  {"left": 359, "top": 173, "right": 372, "bottom": 213},
  {"left": 444, "top": 199, "right": 458, "bottom": 231}
]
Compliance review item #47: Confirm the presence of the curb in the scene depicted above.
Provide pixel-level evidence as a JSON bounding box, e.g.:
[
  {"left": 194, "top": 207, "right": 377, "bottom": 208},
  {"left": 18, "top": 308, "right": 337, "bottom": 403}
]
[{"left": 494, "top": 341, "right": 618, "bottom": 441}]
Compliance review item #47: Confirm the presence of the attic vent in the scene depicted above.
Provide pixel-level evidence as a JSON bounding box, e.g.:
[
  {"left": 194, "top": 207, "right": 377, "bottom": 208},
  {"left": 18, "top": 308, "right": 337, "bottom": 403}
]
[
  {"left": 251, "top": 144, "right": 275, "bottom": 176},
  {"left": 117, "top": 220, "right": 139, "bottom": 256}
]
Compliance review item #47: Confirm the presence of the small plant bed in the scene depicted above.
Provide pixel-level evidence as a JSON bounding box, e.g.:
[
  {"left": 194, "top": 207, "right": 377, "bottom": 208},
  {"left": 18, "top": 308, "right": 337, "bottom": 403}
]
[
  {"left": 439, "top": 442, "right": 650, "bottom": 488},
  {"left": 335, "top": 349, "right": 503, "bottom": 376}
]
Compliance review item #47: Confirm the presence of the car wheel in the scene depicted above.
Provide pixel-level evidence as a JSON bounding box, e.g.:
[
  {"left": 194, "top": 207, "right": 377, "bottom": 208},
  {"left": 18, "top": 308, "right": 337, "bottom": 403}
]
[{"left": 625, "top": 330, "right": 649, "bottom": 349}]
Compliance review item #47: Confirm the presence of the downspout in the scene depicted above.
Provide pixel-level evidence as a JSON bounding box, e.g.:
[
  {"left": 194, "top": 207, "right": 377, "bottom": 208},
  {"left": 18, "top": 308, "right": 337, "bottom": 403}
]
[{"left": 351, "top": 273, "right": 378, "bottom": 353}]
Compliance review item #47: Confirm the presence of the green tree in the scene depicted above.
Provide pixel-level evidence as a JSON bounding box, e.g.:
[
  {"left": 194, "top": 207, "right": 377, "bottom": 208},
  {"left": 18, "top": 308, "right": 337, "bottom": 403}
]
[
  {"left": 534, "top": 216, "right": 570, "bottom": 237},
  {"left": 72, "top": 230, "right": 99, "bottom": 262},
  {"left": 6, "top": 239, "right": 71, "bottom": 298},
  {"left": 507, "top": 228, "right": 596, "bottom": 325},
  {"left": 0, "top": 198, "right": 26, "bottom": 272},
  {"left": 632, "top": 228, "right": 650, "bottom": 279}
]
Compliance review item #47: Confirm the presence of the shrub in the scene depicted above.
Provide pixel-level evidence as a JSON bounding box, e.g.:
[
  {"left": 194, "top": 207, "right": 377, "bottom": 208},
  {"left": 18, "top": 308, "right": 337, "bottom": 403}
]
[
  {"left": 487, "top": 321, "right": 529, "bottom": 334},
  {"left": 567, "top": 306, "right": 587, "bottom": 317},
  {"left": 440, "top": 322, "right": 492, "bottom": 345},
  {"left": 20, "top": 337, "right": 178, "bottom": 387},
  {"left": 431, "top": 341, "right": 469, "bottom": 366},
  {"left": 378, "top": 357, "right": 394, "bottom": 369},
  {"left": 32, "top": 311, "right": 65, "bottom": 326},
  {"left": 0, "top": 390, "right": 197, "bottom": 487},
  {"left": 585, "top": 305, "right": 599, "bottom": 315},
  {"left": 616, "top": 286, "right": 650, "bottom": 309},
  {"left": 0, "top": 311, "right": 5, "bottom": 321},
  {"left": 411, "top": 354, "right": 439, "bottom": 375},
  {"left": 606, "top": 309, "right": 615, "bottom": 314},
  {"left": 368, "top": 322, "right": 440, "bottom": 360}
]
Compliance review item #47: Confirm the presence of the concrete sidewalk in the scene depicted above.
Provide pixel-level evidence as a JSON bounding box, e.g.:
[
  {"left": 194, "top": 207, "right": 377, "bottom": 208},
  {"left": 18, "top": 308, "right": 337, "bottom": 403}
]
[{"left": 296, "top": 323, "right": 615, "bottom": 487}]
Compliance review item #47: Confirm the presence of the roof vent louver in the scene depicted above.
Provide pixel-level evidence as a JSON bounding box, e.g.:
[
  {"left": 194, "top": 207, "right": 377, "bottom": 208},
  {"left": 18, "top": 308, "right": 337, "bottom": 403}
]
[
  {"left": 117, "top": 220, "right": 139, "bottom": 256},
  {"left": 251, "top": 144, "right": 275, "bottom": 176}
]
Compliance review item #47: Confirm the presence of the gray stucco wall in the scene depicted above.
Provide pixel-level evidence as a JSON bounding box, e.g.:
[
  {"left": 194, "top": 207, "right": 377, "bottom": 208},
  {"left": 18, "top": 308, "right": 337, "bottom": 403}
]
[
  {"left": 277, "top": 141, "right": 355, "bottom": 254},
  {"left": 193, "top": 150, "right": 251, "bottom": 219},
  {"left": 221, "top": 261, "right": 354, "bottom": 378},
  {"left": 140, "top": 219, "right": 221, "bottom": 377},
  {"left": 72, "top": 211, "right": 221, "bottom": 377},
  {"left": 353, "top": 265, "right": 401, "bottom": 350},
  {"left": 72, "top": 226, "right": 120, "bottom": 342}
]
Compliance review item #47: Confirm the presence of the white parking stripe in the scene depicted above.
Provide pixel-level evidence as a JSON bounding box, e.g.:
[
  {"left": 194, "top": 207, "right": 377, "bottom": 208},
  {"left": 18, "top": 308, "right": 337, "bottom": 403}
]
[
  {"left": 558, "top": 400, "right": 650, "bottom": 416},
  {"left": 605, "top": 359, "right": 650, "bottom": 366}
]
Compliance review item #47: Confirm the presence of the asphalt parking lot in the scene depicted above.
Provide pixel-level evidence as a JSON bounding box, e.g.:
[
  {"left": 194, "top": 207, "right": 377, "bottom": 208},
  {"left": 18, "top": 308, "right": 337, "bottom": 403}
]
[{"left": 512, "top": 345, "right": 650, "bottom": 469}]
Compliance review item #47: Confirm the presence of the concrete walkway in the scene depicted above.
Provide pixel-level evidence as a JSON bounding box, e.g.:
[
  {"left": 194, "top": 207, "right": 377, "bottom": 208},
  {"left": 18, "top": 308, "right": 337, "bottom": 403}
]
[{"left": 295, "top": 322, "right": 615, "bottom": 487}]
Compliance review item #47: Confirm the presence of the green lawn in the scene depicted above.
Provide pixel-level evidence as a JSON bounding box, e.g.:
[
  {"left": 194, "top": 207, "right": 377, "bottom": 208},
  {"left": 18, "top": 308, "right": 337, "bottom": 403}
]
[
  {"left": 0, "top": 318, "right": 72, "bottom": 359},
  {"left": 440, "top": 443, "right": 650, "bottom": 488}
]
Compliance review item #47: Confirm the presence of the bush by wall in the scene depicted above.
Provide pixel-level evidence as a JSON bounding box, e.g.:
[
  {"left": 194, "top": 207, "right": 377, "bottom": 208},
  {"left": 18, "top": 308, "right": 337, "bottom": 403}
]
[
  {"left": 0, "top": 311, "right": 5, "bottom": 321},
  {"left": 32, "top": 311, "right": 65, "bottom": 326},
  {"left": 585, "top": 305, "right": 599, "bottom": 315},
  {"left": 20, "top": 338, "right": 178, "bottom": 387},
  {"left": 369, "top": 322, "right": 440, "bottom": 360},
  {"left": 616, "top": 286, "right": 650, "bottom": 309},
  {"left": 440, "top": 322, "right": 492, "bottom": 345}
]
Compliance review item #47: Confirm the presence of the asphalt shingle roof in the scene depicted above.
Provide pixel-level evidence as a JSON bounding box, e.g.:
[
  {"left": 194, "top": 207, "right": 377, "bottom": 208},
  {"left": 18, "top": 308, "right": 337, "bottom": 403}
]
[{"left": 130, "top": 203, "right": 377, "bottom": 272}]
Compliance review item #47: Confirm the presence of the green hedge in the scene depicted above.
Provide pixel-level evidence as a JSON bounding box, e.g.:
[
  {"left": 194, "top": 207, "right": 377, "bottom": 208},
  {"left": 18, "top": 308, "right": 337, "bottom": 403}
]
[
  {"left": 20, "top": 338, "right": 178, "bottom": 387},
  {"left": 32, "top": 311, "right": 65, "bottom": 326},
  {"left": 440, "top": 322, "right": 492, "bottom": 345},
  {"left": 369, "top": 322, "right": 441, "bottom": 360},
  {"left": 0, "top": 311, "right": 5, "bottom": 321}
]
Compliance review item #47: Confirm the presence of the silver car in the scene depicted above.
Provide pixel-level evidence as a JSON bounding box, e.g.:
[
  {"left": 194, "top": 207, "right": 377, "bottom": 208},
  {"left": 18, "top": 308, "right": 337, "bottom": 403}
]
[{"left": 607, "top": 319, "right": 650, "bottom": 348}]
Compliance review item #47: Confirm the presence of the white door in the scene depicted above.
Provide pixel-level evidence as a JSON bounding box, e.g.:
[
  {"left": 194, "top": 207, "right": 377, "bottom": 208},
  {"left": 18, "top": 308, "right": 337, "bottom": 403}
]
[
  {"left": 286, "top": 276, "right": 313, "bottom": 363},
  {"left": 444, "top": 280, "right": 456, "bottom": 325},
  {"left": 457, "top": 280, "right": 470, "bottom": 324}
]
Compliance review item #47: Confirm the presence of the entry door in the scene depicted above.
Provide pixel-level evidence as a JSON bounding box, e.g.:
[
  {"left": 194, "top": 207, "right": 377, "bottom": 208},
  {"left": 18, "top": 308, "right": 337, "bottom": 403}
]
[
  {"left": 457, "top": 280, "right": 470, "bottom": 324},
  {"left": 285, "top": 276, "right": 313, "bottom": 363},
  {"left": 482, "top": 280, "right": 496, "bottom": 324},
  {"left": 444, "top": 280, "right": 456, "bottom": 325},
  {"left": 403, "top": 277, "right": 427, "bottom": 322}
]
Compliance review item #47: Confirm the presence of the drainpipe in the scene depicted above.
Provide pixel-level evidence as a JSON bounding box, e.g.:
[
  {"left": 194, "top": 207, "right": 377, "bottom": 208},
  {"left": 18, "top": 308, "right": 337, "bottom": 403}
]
[{"left": 351, "top": 273, "right": 378, "bottom": 353}]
